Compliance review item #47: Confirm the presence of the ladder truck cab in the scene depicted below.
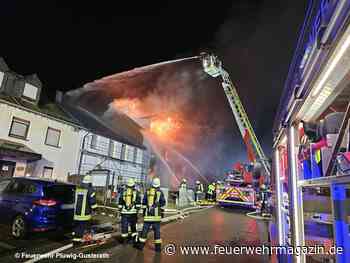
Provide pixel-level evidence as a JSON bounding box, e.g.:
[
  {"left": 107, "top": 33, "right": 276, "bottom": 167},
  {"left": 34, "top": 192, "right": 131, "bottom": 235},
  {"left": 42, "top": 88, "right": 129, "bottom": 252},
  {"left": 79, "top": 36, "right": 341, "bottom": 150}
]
[{"left": 217, "top": 162, "right": 258, "bottom": 208}]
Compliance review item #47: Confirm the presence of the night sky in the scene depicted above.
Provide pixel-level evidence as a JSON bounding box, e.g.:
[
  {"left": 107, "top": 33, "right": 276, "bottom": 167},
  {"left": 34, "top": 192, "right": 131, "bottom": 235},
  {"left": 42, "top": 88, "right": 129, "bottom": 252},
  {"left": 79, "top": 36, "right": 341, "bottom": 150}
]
[{"left": 1, "top": 1, "right": 307, "bottom": 177}]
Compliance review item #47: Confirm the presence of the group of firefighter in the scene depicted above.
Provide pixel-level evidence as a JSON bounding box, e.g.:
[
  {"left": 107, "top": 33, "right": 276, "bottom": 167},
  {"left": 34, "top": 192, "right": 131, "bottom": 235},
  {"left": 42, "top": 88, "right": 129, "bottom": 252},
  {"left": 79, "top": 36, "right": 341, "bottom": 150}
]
[
  {"left": 71, "top": 174, "right": 219, "bottom": 251},
  {"left": 71, "top": 173, "right": 270, "bottom": 252},
  {"left": 72, "top": 175, "right": 165, "bottom": 252},
  {"left": 180, "top": 178, "right": 219, "bottom": 203}
]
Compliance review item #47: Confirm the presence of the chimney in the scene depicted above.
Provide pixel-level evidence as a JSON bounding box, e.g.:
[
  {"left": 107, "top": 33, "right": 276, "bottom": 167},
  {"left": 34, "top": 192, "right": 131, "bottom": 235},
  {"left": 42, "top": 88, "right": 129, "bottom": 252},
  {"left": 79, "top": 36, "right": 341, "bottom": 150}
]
[{"left": 55, "top": 90, "right": 63, "bottom": 103}]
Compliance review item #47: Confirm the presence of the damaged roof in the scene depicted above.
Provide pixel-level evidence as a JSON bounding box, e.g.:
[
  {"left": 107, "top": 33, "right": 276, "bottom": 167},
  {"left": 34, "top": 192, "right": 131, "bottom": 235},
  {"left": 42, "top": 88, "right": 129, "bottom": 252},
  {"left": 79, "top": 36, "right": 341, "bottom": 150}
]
[{"left": 62, "top": 99, "right": 145, "bottom": 149}]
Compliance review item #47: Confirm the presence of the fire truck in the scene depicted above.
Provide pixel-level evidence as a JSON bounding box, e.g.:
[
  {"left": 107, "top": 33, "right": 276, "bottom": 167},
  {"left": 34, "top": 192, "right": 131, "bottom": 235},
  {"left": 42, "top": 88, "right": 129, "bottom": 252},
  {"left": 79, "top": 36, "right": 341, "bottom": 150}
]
[
  {"left": 199, "top": 53, "right": 271, "bottom": 209},
  {"left": 216, "top": 162, "right": 257, "bottom": 208}
]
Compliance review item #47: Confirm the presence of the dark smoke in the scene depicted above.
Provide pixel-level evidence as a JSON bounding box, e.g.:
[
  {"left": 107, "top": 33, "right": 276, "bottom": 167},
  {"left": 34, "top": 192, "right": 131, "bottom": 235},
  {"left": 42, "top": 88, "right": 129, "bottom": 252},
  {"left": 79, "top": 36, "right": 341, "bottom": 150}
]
[
  {"left": 65, "top": 58, "right": 248, "bottom": 185},
  {"left": 65, "top": 1, "right": 307, "bottom": 185}
]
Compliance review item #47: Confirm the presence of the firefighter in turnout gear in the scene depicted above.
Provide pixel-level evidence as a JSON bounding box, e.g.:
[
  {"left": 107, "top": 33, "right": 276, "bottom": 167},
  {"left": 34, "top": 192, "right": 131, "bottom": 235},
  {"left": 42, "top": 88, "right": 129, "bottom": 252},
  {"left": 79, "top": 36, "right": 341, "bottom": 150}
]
[
  {"left": 206, "top": 182, "right": 215, "bottom": 201},
  {"left": 195, "top": 180, "right": 204, "bottom": 202},
  {"left": 118, "top": 178, "right": 141, "bottom": 244},
  {"left": 179, "top": 178, "right": 187, "bottom": 190},
  {"left": 72, "top": 175, "right": 97, "bottom": 241},
  {"left": 259, "top": 184, "right": 270, "bottom": 217},
  {"left": 136, "top": 177, "right": 166, "bottom": 252}
]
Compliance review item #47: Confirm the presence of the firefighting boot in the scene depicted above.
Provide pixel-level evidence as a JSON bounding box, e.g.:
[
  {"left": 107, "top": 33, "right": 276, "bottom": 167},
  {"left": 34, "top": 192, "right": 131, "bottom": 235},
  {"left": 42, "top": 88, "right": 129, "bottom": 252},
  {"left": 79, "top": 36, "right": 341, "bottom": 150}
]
[
  {"left": 135, "top": 241, "right": 145, "bottom": 250},
  {"left": 155, "top": 243, "right": 161, "bottom": 253},
  {"left": 119, "top": 235, "right": 128, "bottom": 245},
  {"left": 131, "top": 233, "right": 138, "bottom": 245}
]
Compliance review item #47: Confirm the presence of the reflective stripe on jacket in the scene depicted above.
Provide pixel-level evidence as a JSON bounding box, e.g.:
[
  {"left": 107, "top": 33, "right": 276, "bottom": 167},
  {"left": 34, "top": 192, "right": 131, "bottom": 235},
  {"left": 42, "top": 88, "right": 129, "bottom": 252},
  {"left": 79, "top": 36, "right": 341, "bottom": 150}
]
[
  {"left": 74, "top": 185, "right": 97, "bottom": 221},
  {"left": 143, "top": 187, "right": 166, "bottom": 222},
  {"left": 118, "top": 187, "right": 141, "bottom": 214},
  {"left": 180, "top": 182, "right": 187, "bottom": 189},
  {"left": 207, "top": 184, "right": 215, "bottom": 194},
  {"left": 196, "top": 184, "right": 204, "bottom": 193}
]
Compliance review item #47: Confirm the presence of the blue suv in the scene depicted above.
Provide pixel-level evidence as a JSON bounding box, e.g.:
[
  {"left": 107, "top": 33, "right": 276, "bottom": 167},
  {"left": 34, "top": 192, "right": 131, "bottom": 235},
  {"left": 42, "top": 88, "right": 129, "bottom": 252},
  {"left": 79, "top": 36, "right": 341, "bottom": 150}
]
[{"left": 0, "top": 177, "right": 75, "bottom": 238}]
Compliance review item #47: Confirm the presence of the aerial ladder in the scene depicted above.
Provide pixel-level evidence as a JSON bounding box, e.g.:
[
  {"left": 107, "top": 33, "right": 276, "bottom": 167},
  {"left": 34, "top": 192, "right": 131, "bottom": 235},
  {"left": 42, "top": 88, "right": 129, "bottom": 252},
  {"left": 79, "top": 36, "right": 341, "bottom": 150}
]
[{"left": 199, "top": 53, "right": 271, "bottom": 181}]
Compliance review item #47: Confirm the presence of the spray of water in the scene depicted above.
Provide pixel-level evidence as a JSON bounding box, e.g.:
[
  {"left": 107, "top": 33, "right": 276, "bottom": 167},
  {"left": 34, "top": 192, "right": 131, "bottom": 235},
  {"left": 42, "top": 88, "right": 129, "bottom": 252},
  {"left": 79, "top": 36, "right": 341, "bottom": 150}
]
[
  {"left": 165, "top": 147, "right": 209, "bottom": 184},
  {"left": 141, "top": 130, "right": 181, "bottom": 186},
  {"left": 100, "top": 56, "right": 200, "bottom": 82}
]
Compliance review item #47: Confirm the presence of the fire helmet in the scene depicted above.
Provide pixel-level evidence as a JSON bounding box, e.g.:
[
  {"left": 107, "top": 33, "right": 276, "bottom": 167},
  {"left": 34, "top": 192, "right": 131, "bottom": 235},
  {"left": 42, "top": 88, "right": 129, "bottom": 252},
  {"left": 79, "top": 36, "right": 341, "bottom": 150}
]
[
  {"left": 82, "top": 175, "right": 92, "bottom": 184},
  {"left": 127, "top": 178, "right": 135, "bottom": 187},
  {"left": 152, "top": 177, "right": 161, "bottom": 188}
]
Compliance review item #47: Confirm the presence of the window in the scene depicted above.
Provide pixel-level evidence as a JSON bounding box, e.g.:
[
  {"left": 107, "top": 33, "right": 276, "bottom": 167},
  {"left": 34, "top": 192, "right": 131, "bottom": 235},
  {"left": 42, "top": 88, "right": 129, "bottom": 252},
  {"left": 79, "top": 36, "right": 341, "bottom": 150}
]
[
  {"left": 24, "top": 183, "right": 37, "bottom": 194},
  {"left": 45, "top": 127, "right": 61, "bottom": 147},
  {"left": 7, "top": 181, "right": 26, "bottom": 194},
  {"left": 126, "top": 146, "right": 134, "bottom": 162},
  {"left": 136, "top": 148, "right": 143, "bottom": 164},
  {"left": 121, "top": 144, "right": 126, "bottom": 160},
  {"left": 23, "top": 83, "right": 38, "bottom": 100},
  {"left": 43, "top": 167, "right": 53, "bottom": 178},
  {"left": 133, "top": 147, "right": 138, "bottom": 163},
  {"left": 6, "top": 180, "right": 37, "bottom": 194},
  {"left": 9, "top": 117, "right": 30, "bottom": 139},
  {"left": 0, "top": 180, "right": 11, "bottom": 193},
  {"left": 108, "top": 140, "right": 114, "bottom": 157},
  {"left": 0, "top": 72, "right": 4, "bottom": 87},
  {"left": 91, "top": 135, "right": 98, "bottom": 149}
]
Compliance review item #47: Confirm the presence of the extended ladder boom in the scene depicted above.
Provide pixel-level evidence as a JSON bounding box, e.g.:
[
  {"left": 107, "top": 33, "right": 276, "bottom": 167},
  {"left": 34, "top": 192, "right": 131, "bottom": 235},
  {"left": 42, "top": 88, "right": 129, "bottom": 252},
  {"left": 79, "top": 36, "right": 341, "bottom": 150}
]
[{"left": 200, "top": 53, "right": 271, "bottom": 177}]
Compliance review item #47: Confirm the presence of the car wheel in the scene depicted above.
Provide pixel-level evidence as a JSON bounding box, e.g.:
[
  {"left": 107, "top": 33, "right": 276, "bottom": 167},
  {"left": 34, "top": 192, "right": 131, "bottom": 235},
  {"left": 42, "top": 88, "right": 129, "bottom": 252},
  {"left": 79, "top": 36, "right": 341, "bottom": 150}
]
[{"left": 12, "top": 215, "right": 27, "bottom": 239}]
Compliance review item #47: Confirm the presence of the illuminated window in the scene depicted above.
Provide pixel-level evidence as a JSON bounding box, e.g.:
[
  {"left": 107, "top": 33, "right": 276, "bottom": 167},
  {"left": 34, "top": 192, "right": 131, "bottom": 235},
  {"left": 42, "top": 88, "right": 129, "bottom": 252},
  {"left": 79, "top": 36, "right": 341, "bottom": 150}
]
[{"left": 9, "top": 117, "right": 30, "bottom": 139}]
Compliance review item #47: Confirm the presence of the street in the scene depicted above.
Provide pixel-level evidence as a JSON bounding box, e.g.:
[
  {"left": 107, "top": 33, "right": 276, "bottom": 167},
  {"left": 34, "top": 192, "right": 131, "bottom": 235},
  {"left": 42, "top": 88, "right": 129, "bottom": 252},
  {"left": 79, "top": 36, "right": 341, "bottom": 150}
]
[
  {"left": 80, "top": 207, "right": 269, "bottom": 263},
  {"left": 0, "top": 225, "right": 72, "bottom": 263},
  {"left": 0, "top": 207, "right": 269, "bottom": 262}
]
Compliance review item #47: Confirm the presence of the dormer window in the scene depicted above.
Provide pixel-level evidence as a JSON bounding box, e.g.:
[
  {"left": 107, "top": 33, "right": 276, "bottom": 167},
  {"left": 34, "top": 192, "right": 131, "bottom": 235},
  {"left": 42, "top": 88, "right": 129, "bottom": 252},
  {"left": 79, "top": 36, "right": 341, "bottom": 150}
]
[{"left": 23, "top": 83, "right": 38, "bottom": 101}]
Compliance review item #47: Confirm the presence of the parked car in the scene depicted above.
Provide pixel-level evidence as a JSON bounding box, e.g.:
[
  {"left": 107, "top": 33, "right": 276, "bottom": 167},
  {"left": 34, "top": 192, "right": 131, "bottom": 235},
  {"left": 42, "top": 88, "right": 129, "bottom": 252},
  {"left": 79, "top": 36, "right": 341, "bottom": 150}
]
[{"left": 0, "top": 177, "right": 75, "bottom": 238}]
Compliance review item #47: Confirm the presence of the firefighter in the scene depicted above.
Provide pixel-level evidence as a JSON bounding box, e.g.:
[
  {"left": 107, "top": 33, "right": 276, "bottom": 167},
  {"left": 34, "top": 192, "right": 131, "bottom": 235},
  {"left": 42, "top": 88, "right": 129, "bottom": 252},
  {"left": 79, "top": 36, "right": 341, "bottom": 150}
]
[
  {"left": 117, "top": 178, "right": 141, "bottom": 244},
  {"left": 206, "top": 182, "right": 215, "bottom": 201},
  {"left": 72, "top": 175, "right": 97, "bottom": 241},
  {"left": 195, "top": 180, "right": 204, "bottom": 202},
  {"left": 179, "top": 178, "right": 187, "bottom": 190},
  {"left": 212, "top": 182, "right": 217, "bottom": 201},
  {"left": 136, "top": 177, "right": 166, "bottom": 252},
  {"left": 259, "top": 184, "right": 269, "bottom": 216}
]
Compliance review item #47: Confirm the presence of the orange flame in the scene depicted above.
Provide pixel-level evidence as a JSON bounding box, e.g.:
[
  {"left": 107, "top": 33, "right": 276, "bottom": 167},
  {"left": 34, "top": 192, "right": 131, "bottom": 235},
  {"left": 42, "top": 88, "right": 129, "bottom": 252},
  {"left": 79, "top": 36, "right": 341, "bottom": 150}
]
[
  {"left": 150, "top": 116, "right": 181, "bottom": 139},
  {"left": 112, "top": 98, "right": 142, "bottom": 118},
  {"left": 112, "top": 98, "right": 183, "bottom": 141}
]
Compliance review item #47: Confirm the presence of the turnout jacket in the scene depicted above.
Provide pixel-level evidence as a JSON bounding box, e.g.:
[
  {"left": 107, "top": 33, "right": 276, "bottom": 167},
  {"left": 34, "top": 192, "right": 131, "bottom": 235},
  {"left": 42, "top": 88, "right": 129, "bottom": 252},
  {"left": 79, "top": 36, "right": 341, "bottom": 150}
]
[
  {"left": 118, "top": 187, "right": 141, "bottom": 214},
  {"left": 207, "top": 184, "right": 215, "bottom": 194},
  {"left": 142, "top": 187, "right": 166, "bottom": 222},
  {"left": 74, "top": 184, "right": 97, "bottom": 221},
  {"left": 195, "top": 183, "right": 204, "bottom": 193}
]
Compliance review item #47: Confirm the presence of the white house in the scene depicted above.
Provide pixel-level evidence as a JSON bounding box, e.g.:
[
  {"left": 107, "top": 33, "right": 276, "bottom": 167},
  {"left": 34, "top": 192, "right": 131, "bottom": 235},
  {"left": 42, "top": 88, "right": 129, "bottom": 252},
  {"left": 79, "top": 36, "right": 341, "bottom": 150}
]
[
  {"left": 0, "top": 57, "right": 150, "bottom": 186},
  {"left": 0, "top": 58, "right": 84, "bottom": 181},
  {"left": 61, "top": 101, "right": 149, "bottom": 187}
]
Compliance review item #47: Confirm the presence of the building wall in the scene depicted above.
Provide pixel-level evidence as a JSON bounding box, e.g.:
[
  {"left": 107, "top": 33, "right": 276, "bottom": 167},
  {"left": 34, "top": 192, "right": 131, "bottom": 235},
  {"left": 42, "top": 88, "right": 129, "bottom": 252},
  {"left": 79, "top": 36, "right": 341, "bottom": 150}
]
[
  {"left": 0, "top": 102, "right": 83, "bottom": 181},
  {"left": 79, "top": 134, "right": 148, "bottom": 186}
]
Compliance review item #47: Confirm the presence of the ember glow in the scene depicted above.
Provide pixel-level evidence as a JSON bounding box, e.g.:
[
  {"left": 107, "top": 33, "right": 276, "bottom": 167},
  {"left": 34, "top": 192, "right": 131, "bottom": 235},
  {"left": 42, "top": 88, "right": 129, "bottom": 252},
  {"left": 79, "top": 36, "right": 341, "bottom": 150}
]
[
  {"left": 112, "top": 98, "right": 182, "bottom": 140},
  {"left": 112, "top": 98, "right": 142, "bottom": 118}
]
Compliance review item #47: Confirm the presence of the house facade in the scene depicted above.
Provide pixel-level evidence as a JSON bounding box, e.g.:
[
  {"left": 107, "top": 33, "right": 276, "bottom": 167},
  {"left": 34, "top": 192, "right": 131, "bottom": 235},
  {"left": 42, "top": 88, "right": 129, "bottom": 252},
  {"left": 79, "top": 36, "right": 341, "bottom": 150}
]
[
  {"left": 0, "top": 58, "right": 83, "bottom": 181},
  {"left": 0, "top": 58, "right": 150, "bottom": 186},
  {"left": 78, "top": 133, "right": 149, "bottom": 187},
  {"left": 61, "top": 100, "right": 150, "bottom": 187}
]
